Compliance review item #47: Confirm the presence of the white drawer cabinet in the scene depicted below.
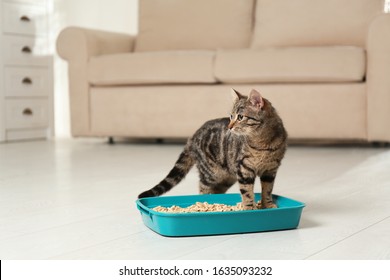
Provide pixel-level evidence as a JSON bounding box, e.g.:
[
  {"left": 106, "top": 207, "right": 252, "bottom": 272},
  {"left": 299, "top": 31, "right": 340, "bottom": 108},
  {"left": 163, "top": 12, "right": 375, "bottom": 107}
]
[{"left": 0, "top": 0, "right": 53, "bottom": 142}]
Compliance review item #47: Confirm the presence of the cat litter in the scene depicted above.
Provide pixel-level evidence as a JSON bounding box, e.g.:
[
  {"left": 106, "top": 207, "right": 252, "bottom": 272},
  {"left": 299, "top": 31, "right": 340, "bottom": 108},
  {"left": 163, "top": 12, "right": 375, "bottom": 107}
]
[
  {"left": 136, "top": 193, "right": 305, "bottom": 237},
  {"left": 152, "top": 201, "right": 250, "bottom": 213}
]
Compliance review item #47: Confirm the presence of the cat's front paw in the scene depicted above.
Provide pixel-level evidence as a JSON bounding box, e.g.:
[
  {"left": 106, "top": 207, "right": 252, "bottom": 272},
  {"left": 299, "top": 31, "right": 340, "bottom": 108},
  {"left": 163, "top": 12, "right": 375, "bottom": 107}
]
[
  {"left": 243, "top": 203, "right": 256, "bottom": 210},
  {"left": 257, "top": 201, "right": 277, "bottom": 209}
]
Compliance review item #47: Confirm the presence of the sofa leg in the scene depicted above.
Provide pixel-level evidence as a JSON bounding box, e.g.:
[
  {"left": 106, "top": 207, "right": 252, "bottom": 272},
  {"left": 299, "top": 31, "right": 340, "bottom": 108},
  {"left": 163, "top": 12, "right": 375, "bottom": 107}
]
[
  {"left": 108, "top": 137, "right": 115, "bottom": 145},
  {"left": 372, "top": 141, "right": 389, "bottom": 148}
]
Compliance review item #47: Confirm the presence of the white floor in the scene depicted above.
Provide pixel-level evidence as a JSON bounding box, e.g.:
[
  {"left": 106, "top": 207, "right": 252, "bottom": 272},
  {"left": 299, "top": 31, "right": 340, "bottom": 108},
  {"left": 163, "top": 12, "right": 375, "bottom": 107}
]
[{"left": 0, "top": 139, "right": 389, "bottom": 260}]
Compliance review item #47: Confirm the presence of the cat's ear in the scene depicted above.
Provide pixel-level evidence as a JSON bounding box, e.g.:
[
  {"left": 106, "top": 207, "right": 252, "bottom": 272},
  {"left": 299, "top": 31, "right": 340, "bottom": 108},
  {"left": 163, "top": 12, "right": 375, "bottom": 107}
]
[
  {"left": 248, "top": 89, "right": 264, "bottom": 110},
  {"left": 231, "top": 88, "right": 245, "bottom": 101}
]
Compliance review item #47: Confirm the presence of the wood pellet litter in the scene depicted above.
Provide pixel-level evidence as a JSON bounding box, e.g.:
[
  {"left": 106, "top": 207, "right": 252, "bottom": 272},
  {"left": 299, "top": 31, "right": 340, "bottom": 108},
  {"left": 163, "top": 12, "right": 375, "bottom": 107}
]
[{"left": 152, "top": 202, "right": 261, "bottom": 213}]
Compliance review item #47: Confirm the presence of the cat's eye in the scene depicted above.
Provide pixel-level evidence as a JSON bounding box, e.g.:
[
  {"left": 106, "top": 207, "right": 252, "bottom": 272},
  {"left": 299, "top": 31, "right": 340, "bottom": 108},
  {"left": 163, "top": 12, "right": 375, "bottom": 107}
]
[
  {"left": 230, "top": 114, "right": 234, "bottom": 120},
  {"left": 237, "top": 114, "right": 243, "bottom": 121}
]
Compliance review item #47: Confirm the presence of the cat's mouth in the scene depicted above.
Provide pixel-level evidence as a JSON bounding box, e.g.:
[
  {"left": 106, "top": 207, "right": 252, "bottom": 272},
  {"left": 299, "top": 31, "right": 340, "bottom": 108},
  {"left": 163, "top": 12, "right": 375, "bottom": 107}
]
[{"left": 228, "top": 127, "right": 241, "bottom": 135}]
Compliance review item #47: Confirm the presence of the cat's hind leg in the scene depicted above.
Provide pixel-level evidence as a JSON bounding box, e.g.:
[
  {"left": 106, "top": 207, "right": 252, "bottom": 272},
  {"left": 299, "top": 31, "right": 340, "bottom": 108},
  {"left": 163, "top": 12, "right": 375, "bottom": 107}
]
[
  {"left": 198, "top": 165, "right": 235, "bottom": 194},
  {"left": 199, "top": 181, "right": 218, "bottom": 194},
  {"left": 199, "top": 180, "right": 233, "bottom": 194}
]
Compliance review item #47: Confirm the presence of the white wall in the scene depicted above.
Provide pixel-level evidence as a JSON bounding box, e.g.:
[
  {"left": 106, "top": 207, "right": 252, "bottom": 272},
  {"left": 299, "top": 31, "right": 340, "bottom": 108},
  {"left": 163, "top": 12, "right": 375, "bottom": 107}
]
[
  {"left": 51, "top": 0, "right": 138, "bottom": 138},
  {"left": 386, "top": 0, "right": 390, "bottom": 12}
]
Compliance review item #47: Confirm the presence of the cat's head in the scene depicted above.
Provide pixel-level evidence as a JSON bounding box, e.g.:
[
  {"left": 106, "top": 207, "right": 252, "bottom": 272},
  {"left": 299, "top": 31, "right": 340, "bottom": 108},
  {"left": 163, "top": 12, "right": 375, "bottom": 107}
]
[{"left": 228, "top": 89, "right": 269, "bottom": 135}]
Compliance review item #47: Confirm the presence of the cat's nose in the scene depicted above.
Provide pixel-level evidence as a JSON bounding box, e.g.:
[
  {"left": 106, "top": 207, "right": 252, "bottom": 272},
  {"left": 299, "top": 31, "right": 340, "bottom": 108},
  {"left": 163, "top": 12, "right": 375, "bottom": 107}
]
[{"left": 228, "top": 121, "right": 235, "bottom": 130}]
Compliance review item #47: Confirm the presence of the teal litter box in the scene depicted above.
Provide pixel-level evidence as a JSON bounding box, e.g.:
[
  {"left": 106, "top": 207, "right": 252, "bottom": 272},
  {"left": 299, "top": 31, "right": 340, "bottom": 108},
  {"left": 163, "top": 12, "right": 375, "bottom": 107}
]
[{"left": 136, "top": 193, "right": 305, "bottom": 237}]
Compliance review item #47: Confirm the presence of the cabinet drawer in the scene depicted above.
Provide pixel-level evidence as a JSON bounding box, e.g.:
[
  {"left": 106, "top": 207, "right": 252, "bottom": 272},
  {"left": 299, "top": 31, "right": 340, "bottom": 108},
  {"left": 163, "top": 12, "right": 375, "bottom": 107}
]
[
  {"left": 2, "top": 0, "right": 46, "bottom": 7},
  {"left": 5, "top": 99, "right": 49, "bottom": 129},
  {"left": 2, "top": 2, "right": 47, "bottom": 36},
  {"left": 2, "top": 35, "right": 50, "bottom": 66},
  {"left": 4, "top": 67, "right": 50, "bottom": 97},
  {"left": 6, "top": 128, "right": 48, "bottom": 141}
]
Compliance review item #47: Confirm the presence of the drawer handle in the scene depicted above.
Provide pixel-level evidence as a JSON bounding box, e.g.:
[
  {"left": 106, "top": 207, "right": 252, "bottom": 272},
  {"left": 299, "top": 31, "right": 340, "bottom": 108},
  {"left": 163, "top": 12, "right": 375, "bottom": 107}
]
[
  {"left": 20, "top": 15, "right": 31, "bottom": 22},
  {"left": 22, "top": 77, "right": 33, "bottom": 85},
  {"left": 21, "top": 46, "right": 32, "bottom": 53},
  {"left": 22, "top": 108, "right": 33, "bottom": 116}
]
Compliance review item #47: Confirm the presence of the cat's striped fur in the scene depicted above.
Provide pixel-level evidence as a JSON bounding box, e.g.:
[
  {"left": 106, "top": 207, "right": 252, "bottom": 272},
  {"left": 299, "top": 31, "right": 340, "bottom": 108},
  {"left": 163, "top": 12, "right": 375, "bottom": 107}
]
[{"left": 138, "top": 89, "right": 287, "bottom": 209}]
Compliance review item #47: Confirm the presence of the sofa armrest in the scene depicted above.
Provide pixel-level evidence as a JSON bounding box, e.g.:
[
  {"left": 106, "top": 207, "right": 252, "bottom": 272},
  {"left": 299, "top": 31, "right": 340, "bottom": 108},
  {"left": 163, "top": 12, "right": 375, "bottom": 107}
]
[
  {"left": 56, "top": 27, "right": 135, "bottom": 137},
  {"left": 366, "top": 14, "right": 390, "bottom": 142},
  {"left": 56, "top": 27, "right": 136, "bottom": 62}
]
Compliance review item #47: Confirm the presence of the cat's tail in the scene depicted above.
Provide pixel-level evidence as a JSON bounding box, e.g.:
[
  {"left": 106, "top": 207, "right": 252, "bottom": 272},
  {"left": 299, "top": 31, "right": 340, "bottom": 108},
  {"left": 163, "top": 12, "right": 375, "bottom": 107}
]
[{"left": 138, "top": 148, "right": 195, "bottom": 198}]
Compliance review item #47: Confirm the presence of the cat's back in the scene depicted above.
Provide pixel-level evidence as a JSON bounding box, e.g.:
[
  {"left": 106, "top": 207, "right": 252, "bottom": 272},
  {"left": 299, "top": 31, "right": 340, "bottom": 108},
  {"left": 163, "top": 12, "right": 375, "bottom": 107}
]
[{"left": 191, "top": 118, "right": 230, "bottom": 141}]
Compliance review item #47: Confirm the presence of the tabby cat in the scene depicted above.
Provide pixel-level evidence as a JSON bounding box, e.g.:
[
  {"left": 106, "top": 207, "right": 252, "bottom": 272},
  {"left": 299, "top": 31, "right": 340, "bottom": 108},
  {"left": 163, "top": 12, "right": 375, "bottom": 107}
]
[{"left": 138, "top": 89, "right": 287, "bottom": 209}]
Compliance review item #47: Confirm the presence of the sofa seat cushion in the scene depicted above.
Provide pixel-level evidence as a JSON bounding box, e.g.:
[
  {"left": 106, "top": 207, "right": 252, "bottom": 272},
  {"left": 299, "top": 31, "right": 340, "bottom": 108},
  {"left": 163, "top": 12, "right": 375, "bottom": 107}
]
[
  {"left": 135, "top": 0, "right": 254, "bottom": 51},
  {"left": 214, "top": 47, "right": 365, "bottom": 83},
  {"left": 88, "top": 51, "right": 217, "bottom": 85}
]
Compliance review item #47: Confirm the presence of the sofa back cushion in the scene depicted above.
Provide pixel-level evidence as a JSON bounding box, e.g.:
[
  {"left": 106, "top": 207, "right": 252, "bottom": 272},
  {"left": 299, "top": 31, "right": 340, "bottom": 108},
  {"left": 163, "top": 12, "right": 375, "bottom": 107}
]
[
  {"left": 252, "top": 0, "right": 384, "bottom": 48},
  {"left": 135, "top": 0, "right": 254, "bottom": 51}
]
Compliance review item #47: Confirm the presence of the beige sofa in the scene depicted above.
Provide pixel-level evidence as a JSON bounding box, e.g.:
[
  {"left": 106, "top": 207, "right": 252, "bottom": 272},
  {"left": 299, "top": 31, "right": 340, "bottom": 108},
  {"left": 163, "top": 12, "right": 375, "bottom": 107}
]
[{"left": 57, "top": 0, "right": 390, "bottom": 143}]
